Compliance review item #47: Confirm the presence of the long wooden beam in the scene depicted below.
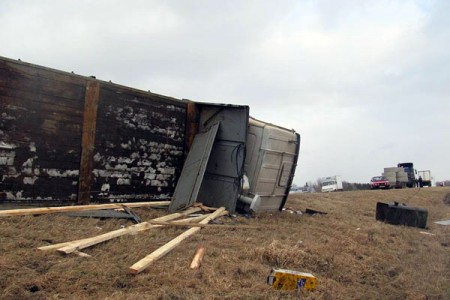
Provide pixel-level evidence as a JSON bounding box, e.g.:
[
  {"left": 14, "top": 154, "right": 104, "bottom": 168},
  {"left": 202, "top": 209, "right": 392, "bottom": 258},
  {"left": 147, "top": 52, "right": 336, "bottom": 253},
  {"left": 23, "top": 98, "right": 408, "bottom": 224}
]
[
  {"left": 53, "top": 214, "right": 227, "bottom": 254},
  {"left": 129, "top": 207, "right": 226, "bottom": 274},
  {"left": 57, "top": 210, "right": 208, "bottom": 254},
  {"left": 39, "top": 207, "right": 201, "bottom": 251},
  {"left": 0, "top": 201, "right": 170, "bottom": 217},
  {"left": 38, "top": 208, "right": 199, "bottom": 251},
  {"left": 146, "top": 220, "right": 257, "bottom": 229}
]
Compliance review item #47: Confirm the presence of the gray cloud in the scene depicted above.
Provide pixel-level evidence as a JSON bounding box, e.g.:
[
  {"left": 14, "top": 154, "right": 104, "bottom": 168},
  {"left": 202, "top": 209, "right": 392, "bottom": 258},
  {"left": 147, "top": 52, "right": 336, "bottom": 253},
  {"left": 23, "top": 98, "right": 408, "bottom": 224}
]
[{"left": 1, "top": 0, "right": 448, "bottom": 184}]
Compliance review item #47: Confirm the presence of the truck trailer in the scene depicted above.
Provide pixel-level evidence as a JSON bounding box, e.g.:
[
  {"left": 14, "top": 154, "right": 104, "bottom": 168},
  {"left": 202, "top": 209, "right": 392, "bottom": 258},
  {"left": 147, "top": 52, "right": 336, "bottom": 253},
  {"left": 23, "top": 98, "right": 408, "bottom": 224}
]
[
  {"left": 321, "top": 176, "right": 343, "bottom": 192},
  {"left": 238, "top": 117, "right": 300, "bottom": 212},
  {"left": 0, "top": 56, "right": 301, "bottom": 213},
  {"left": 417, "top": 170, "right": 432, "bottom": 187},
  {"left": 383, "top": 162, "right": 417, "bottom": 188}
]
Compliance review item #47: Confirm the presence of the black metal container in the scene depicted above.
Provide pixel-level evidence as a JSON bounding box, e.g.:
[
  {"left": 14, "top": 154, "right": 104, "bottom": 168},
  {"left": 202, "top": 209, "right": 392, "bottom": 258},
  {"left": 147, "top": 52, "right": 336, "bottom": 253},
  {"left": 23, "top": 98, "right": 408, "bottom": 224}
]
[{"left": 376, "top": 202, "right": 428, "bottom": 228}]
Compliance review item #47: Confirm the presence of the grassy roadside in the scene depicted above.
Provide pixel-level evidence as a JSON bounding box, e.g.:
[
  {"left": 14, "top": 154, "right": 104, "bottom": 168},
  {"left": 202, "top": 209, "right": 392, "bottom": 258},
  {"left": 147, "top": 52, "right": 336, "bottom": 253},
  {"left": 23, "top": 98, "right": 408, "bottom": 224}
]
[{"left": 0, "top": 187, "right": 449, "bottom": 299}]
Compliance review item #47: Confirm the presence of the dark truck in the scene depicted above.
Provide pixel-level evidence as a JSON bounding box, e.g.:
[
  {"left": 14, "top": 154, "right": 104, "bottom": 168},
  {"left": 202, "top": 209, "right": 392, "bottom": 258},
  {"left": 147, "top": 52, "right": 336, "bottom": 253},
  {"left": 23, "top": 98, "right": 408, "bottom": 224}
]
[
  {"left": 383, "top": 162, "right": 417, "bottom": 188},
  {"left": 397, "top": 162, "right": 417, "bottom": 188}
]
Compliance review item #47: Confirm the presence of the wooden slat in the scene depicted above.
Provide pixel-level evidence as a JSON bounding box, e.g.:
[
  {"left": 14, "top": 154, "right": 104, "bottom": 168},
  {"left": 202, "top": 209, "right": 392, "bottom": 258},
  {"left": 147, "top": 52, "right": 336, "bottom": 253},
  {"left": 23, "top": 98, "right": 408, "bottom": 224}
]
[
  {"left": 129, "top": 207, "right": 226, "bottom": 274},
  {"left": 52, "top": 207, "right": 204, "bottom": 253},
  {"left": 146, "top": 220, "right": 255, "bottom": 229},
  {"left": 190, "top": 246, "right": 205, "bottom": 270},
  {"left": 78, "top": 81, "right": 100, "bottom": 204},
  {"left": 0, "top": 201, "right": 170, "bottom": 217},
  {"left": 38, "top": 207, "right": 203, "bottom": 253},
  {"left": 0, "top": 57, "right": 88, "bottom": 85},
  {"left": 0, "top": 86, "right": 84, "bottom": 110},
  {"left": 73, "top": 250, "right": 92, "bottom": 258}
]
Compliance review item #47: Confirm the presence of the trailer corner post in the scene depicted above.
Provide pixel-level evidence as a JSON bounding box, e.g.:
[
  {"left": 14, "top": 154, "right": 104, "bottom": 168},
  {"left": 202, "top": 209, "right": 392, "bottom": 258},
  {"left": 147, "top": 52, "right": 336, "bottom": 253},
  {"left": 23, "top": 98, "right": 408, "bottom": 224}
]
[{"left": 78, "top": 81, "right": 100, "bottom": 204}]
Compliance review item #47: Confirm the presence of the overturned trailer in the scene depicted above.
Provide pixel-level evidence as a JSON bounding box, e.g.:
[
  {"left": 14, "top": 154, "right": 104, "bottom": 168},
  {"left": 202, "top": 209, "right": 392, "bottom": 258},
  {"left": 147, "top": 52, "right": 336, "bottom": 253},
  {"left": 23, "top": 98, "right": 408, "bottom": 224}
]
[
  {"left": 238, "top": 118, "right": 300, "bottom": 212},
  {"left": 0, "top": 56, "right": 300, "bottom": 213}
]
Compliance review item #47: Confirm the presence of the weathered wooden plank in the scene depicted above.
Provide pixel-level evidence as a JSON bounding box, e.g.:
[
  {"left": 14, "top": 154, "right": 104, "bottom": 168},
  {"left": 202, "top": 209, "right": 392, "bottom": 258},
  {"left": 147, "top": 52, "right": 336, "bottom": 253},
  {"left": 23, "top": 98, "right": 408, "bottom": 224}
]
[
  {"left": 50, "top": 207, "right": 203, "bottom": 253},
  {"left": 78, "top": 81, "right": 100, "bottom": 204},
  {"left": 100, "top": 84, "right": 187, "bottom": 109},
  {"left": 0, "top": 201, "right": 170, "bottom": 217},
  {"left": 190, "top": 246, "right": 205, "bottom": 269},
  {"left": 0, "top": 98, "right": 83, "bottom": 120},
  {"left": 0, "top": 69, "right": 86, "bottom": 101},
  {"left": 0, "top": 56, "right": 187, "bottom": 110},
  {"left": 0, "top": 100, "right": 83, "bottom": 124},
  {"left": 0, "top": 86, "right": 84, "bottom": 110},
  {"left": 0, "top": 111, "right": 82, "bottom": 134},
  {"left": 89, "top": 84, "right": 186, "bottom": 202},
  {"left": 0, "top": 57, "right": 88, "bottom": 85},
  {"left": 129, "top": 207, "right": 227, "bottom": 274},
  {"left": 0, "top": 132, "right": 81, "bottom": 154}
]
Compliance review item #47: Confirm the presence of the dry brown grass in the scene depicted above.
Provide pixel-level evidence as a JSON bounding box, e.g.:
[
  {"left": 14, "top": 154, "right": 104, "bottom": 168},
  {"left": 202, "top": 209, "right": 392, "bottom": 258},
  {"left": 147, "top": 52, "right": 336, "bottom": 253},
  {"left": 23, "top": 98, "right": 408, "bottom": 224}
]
[{"left": 1, "top": 188, "right": 449, "bottom": 299}]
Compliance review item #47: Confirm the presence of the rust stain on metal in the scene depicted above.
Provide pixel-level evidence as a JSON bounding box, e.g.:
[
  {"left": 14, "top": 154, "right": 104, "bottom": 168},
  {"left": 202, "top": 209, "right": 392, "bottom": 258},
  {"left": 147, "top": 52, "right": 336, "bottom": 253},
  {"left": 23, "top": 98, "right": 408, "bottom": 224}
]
[
  {"left": 185, "top": 101, "right": 199, "bottom": 154},
  {"left": 78, "top": 81, "right": 100, "bottom": 204}
]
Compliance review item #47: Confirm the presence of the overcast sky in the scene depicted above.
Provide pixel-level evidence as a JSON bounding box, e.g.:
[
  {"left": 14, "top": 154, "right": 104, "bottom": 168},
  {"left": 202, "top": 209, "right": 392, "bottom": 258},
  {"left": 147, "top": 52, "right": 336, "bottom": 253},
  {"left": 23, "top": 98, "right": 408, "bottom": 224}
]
[{"left": 1, "top": 0, "right": 449, "bottom": 185}]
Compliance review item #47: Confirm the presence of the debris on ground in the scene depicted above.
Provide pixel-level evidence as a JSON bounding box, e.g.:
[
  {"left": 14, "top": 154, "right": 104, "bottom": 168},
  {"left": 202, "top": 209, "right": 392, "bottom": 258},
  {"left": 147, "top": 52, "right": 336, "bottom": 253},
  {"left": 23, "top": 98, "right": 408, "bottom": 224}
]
[
  {"left": 304, "top": 208, "right": 327, "bottom": 215},
  {"left": 128, "top": 207, "right": 226, "bottom": 274},
  {"left": 267, "top": 268, "right": 317, "bottom": 291},
  {"left": 376, "top": 202, "right": 428, "bottom": 228},
  {"left": 0, "top": 201, "right": 170, "bottom": 217},
  {"left": 190, "top": 246, "right": 205, "bottom": 270},
  {"left": 65, "top": 209, "right": 140, "bottom": 223},
  {"left": 283, "top": 207, "right": 303, "bottom": 215},
  {"left": 434, "top": 219, "right": 450, "bottom": 226}
]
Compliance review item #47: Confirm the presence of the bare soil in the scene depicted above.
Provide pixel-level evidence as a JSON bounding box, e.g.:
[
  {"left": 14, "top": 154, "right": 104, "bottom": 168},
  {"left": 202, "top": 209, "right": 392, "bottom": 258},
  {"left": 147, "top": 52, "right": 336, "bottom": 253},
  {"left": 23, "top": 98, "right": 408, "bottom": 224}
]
[{"left": 1, "top": 188, "right": 449, "bottom": 299}]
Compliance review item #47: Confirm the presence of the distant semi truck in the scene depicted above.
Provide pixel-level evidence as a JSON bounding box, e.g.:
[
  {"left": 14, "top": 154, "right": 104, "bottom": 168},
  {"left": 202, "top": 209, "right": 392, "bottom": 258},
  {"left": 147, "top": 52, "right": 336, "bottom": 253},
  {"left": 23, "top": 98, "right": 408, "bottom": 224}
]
[
  {"left": 383, "top": 162, "right": 417, "bottom": 188},
  {"left": 321, "top": 176, "right": 343, "bottom": 192},
  {"left": 417, "top": 170, "right": 432, "bottom": 187}
]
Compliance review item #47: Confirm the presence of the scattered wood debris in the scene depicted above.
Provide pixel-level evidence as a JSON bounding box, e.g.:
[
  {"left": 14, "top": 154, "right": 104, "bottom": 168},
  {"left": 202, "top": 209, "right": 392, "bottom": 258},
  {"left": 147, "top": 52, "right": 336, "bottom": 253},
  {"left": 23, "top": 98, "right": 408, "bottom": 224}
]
[
  {"left": 305, "top": 208, "right": 327, "bottom": 215},
  {"left": 420, "top": 231, "right": 436, "bottom": 236},
  {"left": 38, "top": 207, "right": 202, "bottom": 252},
  {"left": 129, "top": 207, "right": 227, "bottom": 274},
  {"left": 190, "top": 246, "right": 205, "bottom": 270},
  {"left": 34, "top": 204, "right": 235, "bottom": 275}
]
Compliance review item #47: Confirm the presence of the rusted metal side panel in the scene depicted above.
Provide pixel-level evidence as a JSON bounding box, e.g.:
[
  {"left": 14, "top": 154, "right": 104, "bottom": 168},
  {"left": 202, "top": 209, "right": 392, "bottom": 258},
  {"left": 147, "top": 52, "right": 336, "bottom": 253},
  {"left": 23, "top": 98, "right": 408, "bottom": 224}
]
[
  {"left": 185, "top": 101, "right": 199, "bottom": 154},
  {"left": 0, "top": 56, "right": 188, "bottom": 204},
  {"left": 78, "top": 81, "right": 100, "bottom": 204},
  {"left": 90, "top": 85, "right": 187, "bottom": 202},
  {"left": 0, "top": 57, "right": 86, "bottom": 204}
]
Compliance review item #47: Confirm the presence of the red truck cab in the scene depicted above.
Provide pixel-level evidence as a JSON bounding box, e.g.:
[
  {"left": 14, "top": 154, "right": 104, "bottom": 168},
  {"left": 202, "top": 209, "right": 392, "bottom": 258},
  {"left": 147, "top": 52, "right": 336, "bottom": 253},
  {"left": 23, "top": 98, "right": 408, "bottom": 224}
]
[{"left": 370, "top": 176, "right": 390, "bottom": 190}]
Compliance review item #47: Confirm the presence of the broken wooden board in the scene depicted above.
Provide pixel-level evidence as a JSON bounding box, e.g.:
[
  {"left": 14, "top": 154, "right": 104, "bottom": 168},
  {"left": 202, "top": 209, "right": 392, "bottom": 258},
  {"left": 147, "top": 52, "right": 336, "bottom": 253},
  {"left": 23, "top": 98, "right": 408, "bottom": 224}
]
[
  {"left": 39, "top": 207, "right": 202, "bottom": 252},
  {"left": 57, "top": 210, "right": 224, "bottom": 255},
  {"left": 190, "top": 246, "right": 205, "bottom": 270},
  {"left": 146, "top": 220, "right": 257, "bottom": 229},
  {"left": 129, "top": 207, "right": 226, "bottom": 274},
  {"left": 0, "top": 201, "right": 170, "bottom": 217}
]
